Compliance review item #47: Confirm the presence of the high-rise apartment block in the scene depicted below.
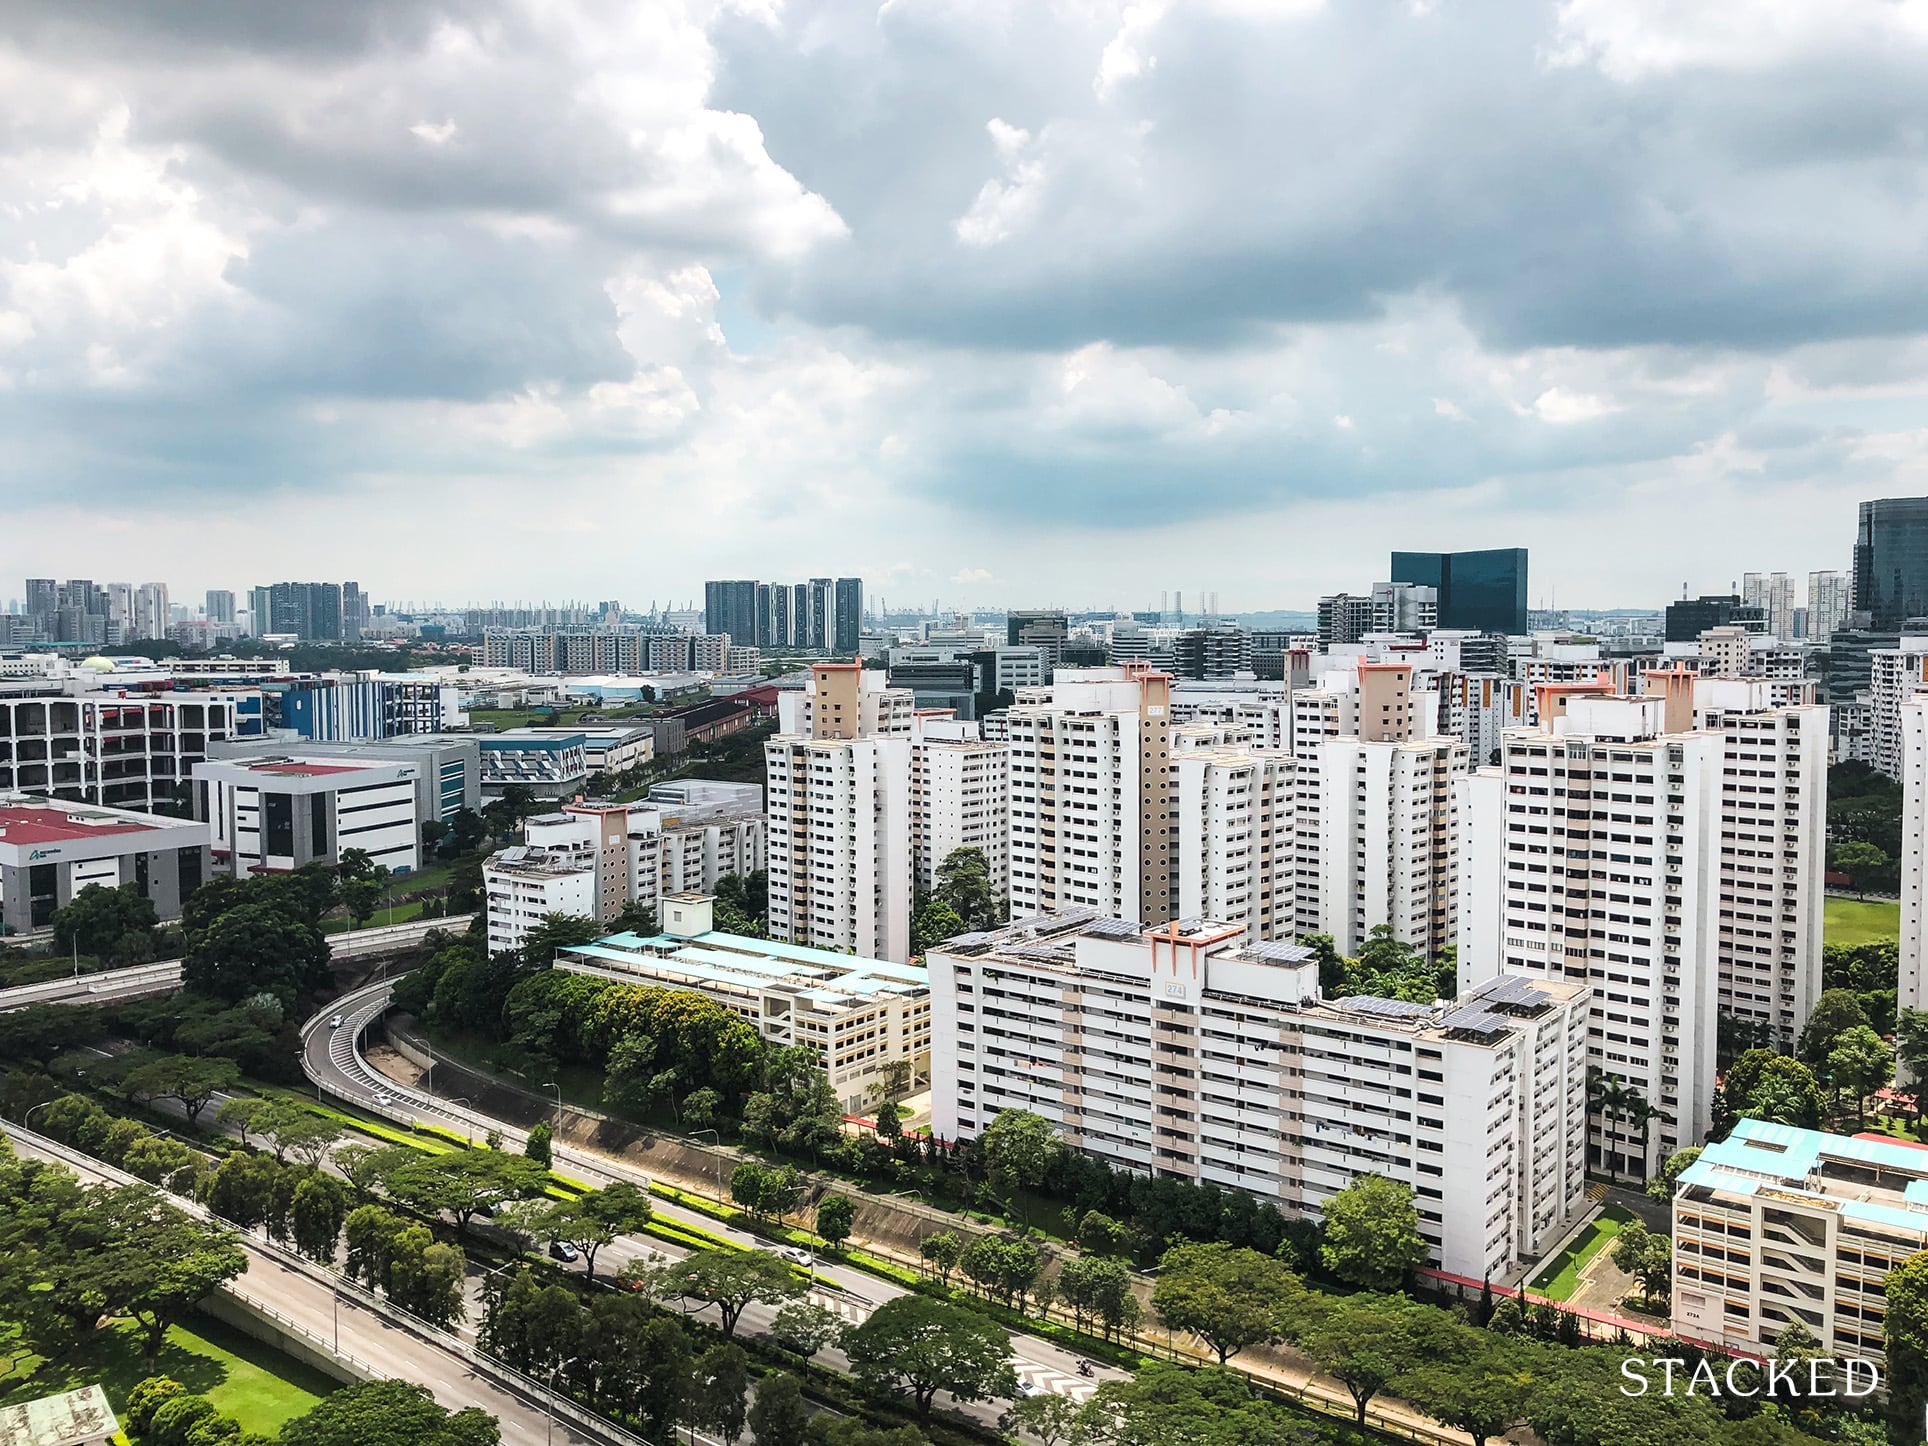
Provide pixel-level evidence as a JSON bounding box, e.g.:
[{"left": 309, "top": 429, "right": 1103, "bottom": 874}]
[
  {"left": 1173, "top": 743, "right": 1292, "bottom": 941},
  {"left": 204, "top": 590, "right": 237, "bottom": 626},
  {"left": 1316, "top": 593, "right": 1375, "bottom": 648},
  {"left": 1741, "top": 572, "right": 1797, "bottom": 640},
  {"left": 765, "top": 665, "right": 913, "bottom": 961},
  {"left": 705, "top": 576, "right": 863, "bottom": 651},
  {"left": 1461, "top": 683, "right": 1727, "bottom": 1177},
  {"left": 909, "top": 716, "right": 1009, "bottom": 899},
  {"left": 929, "top": 913, "right": 1591, "bottom": 1282},
  {"left": 1004, "top": 666, "right": 1174, "bottom": 927},
  {"left": 1899, "top": 697, "right": 1928, "bottom": 1017},
  {"left": 1869, "top": 639, "right": 1928, "bottom": 780},
  {"left": 1806, "top": 570, "right": 1850, "bottom": 640}
]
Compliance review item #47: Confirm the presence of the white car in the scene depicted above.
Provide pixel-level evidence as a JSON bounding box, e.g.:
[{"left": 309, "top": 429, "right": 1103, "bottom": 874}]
[
  {"left": 329, "top": 1013, "right": 344, "bottom": 1028},
  {"left": 373, "top": 1092, "right": 393, "bottom": 1107},
  {"left": 1015, "top": 1380, "right": 1043, "bottom": 1398},
  {"left": 779, "top": 1246, "right": 813, "bottom": 1266}
]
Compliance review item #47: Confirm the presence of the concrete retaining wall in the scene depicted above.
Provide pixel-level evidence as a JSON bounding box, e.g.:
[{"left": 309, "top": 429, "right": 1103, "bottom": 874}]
[{"left": 198, "top": 1293, "right": 373, "bottom": 1386}]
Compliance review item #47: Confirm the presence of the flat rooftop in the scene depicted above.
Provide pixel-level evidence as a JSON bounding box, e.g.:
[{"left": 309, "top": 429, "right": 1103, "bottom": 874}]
[
  {"left": 0, "top": 803, "right": 158, "bottom": 844},
  {"left": 561, "top": 928, "right": 927, "bottom": 1013},
  {"left": 1683, "top": 1118, "right": 1928, "bottom": 1234},
  {"left": 243, "top": 761, "right": 368, "bottom": 777}
]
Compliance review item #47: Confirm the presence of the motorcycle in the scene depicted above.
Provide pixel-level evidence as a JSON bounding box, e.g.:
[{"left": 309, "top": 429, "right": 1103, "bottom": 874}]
[{"left": 1076, "top": 1360, "right": 1094, "bottom": 1378}]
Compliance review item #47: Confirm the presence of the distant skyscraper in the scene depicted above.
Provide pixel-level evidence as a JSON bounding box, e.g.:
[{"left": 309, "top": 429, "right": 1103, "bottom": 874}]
[
  {"left": 342, "top": 582, "right": 365, "bottom": 642},
  {"left": 131, "top": 583, "right": 170, "bottom": 641},
  {"left": 1807, "top": 569, "right": 1851, "bottom": 640},
  {"left": 833, "top": 577, "right": 863, "bottom": 655},
  {"left": 205, "top": 590, "right": 237, "bottom": 625},
  {"left": 1388, "top": 548, "right": 1529, "bottom": 635},
  {"left": 704, "top": 580, "right": 759, "bottom": 646},
  {"left": 248, "top": 586, "right": 272, "bottom": 637},
  {"left": 1854, "top": 497, "right": 1928, "bottom": 629},
  {"left": 1741, "top": 572, "right": 1797, "bottom": 640}
]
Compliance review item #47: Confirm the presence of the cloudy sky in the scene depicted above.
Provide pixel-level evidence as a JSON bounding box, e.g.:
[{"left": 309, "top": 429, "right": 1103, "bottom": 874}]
[{"left": 1, "top": 0, "right": 1919, "bottom": 614}]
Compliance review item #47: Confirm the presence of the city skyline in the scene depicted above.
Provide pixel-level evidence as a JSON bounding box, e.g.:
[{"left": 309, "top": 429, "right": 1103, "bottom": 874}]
[{"left": 0, "top": 3, "right": 1913, "bottom": 607}]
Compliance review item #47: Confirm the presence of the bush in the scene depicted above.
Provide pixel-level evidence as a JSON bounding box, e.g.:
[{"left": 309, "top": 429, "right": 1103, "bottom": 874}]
[
  {"left": 149, "top": 1396, "right": 220, "bottom": 1446},
  {"left": 125, "top": 1377, "right": 185, "bottom": 1434}
]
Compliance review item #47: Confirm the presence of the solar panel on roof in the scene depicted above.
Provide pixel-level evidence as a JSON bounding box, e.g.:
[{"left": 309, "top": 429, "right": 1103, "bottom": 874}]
[
  {"left": 1085, "top": 918, "right": 1141, "bottom": 940},
  {"left": 1332, "top": 996, "right": 1433, "bottom": 1019},
  {"left": 1245, "top": 940, "right": 1314, "bottom": 964},
  {"left": 1440, "top": 1005, "right": 1510, "bottom": 1035}
]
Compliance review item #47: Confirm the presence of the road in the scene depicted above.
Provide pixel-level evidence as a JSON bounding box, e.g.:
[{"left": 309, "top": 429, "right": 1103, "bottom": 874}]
[
  {"left": 0, "top": 916, "right": 474, "bottom": 1012},
  {"left": 302, "top": 980, "right": 1122, "bottom": 1420},
  {"left": 4, "top": 1123, "right": 625, "bottom": 1446}
]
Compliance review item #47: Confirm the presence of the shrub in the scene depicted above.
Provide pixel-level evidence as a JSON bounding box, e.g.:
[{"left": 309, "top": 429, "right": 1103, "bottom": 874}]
[{"left": 125, "top": 1378, "right": 185, "bottom": 1435}]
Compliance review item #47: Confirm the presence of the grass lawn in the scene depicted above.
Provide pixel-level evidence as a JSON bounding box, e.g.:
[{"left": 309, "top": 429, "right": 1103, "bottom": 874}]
[
  {"left": 1, "top": 1313, "right": 335, "bottom": 1436},
  {"left": 1529, "top": 1203, "right": 1638, "bottom": 1300},
  {"left": 1825, "top": 896, "right": 1900, "bottom": 948},
  {"left": 321, "top": 899, "right": 427, "bottom": 933}
]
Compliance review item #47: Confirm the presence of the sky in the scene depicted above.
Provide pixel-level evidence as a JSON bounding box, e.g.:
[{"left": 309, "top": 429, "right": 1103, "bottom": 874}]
[{"left": 0, "top": 0, "right": 1920, "bottom": 614}]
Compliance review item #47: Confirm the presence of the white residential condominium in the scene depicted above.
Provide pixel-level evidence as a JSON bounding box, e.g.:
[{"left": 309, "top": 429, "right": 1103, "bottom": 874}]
[
  {"left": 765, "top": 664, "right": 912, "bottom": 962},
  {"left": 484, "top": 792, "right": 767, "bottom": 956},
  {"left": 1672, "top": 1120, "right": 1928, "bottom": 1366},
  {"left": 909, "top": 715, "right": 1010, "bottom": 898},
  {"left": 1003, "top": 666, "right": 1175, "bottom": 927},
  {"left": 558, "top": 893, "right": 930, "bottom": 1111},
  {"left": 1456, "top": 682, "right": 1723, "bottom": 1176},
  {"left": 1687, "top": 676, "right": 1829, "bottom": 1049},
  {"left": 1868, "top": 638, "right": 1928, "bottom": 780},
  {"left": 927, "top": 911, "right": 1592, "bottom": 1283},
  {"left": 1173, "top": 745, "right": 1293, "bottom": 942},
  {"left": 1900, "top": 697, "right": 1928, "bottom": 1015}
]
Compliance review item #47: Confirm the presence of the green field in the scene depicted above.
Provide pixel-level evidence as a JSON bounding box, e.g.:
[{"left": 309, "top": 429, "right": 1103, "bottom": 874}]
[
  {"left": 1529, "top": 1203, "right": 1638, "bottom": 1300},
  {"left": 1825, "top": 896, "right": 1900, "bottom": 948},
  {"left": 2, "top": 1313, "right": 336, "bottom": 1436}
]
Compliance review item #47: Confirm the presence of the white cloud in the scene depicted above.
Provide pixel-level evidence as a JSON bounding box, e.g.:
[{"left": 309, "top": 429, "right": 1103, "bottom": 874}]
[
  {"left": 952, "top": 567, "right": 995, "bottom": 584},
  {"left": 1532, "top": 387, "right": 1618, "bottom": 424},
  {"left": 409, "top": 119, "right": 459, "bottom": 144}
]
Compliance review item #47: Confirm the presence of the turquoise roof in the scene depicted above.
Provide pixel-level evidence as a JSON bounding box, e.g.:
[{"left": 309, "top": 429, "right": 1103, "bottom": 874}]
[
  {"left": 1680, "top": 1118, "right": 1928, "bottom": 1236},
  {"left": 562, "top": 928, "right": 928, "bottom": 1009}
]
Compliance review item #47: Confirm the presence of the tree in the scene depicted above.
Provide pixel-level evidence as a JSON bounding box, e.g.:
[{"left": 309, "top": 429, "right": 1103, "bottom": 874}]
[
  {"left": 874, "top": 1097, "right": 903, "bottom": 1140},
  {"left": 920, "top": 1230, "right": 964, "bottom": 1285},
  {"left": 524, "top": 1121, "right": 553, "bottom": 1168},
  {"left": 1828, "top": 1024, "right": 1894, "bottom": 1125},
  {"left": 1647, "top": 1147, "right": 1702, "bottom": 1205},
  {"left": 1076, "top": 1209, "right": 1124, "bottom": 1256},
  {"left": 1898, "top": 1008, "right": 1928, "bottom": 1118},
  {"left": 521, "top": 913, "right": 601, "bottom": 968},
  {"left": 125, "top": 1377, "right": 187, "bottom": 1435},
  {"left": 935, "top": 847, "right": 1003, "bottom": 931},
  {"left": 1611, "top": 1222, "right": 1673, "bottom": 1310},
  {"left": 1398, "top": 1360, "right": 1533, "bottom": 1446},
  {"left": 1056, "top": 1255, "right": 1134, "bottom": 1340},
  {"left": 769, "top": 1300, "right": 844, "bottom": 1374},
  {"left": 1082, "top": 1363, "right": 1283, "bottom": 1446},
  {"left": 201, "top": 1150, "right": 281, "bottom": 1231},
  {"left": 123, "top": 1055, "right": 240, "bottom": 1126},
  {"left": 659, "top": 1249, "right": 804, "bottom": 1337},
  {"left": 1740, "top": 1056, "right": 1827, "bottom": 1129},
  {"left": 1319, "top": 1174, "right": 1428, "bottom": 1291},
  {"left": 182, "top": 903, "right": 331, "bottom": 1006},
  {"left": 692, "top": 1343, "right": 751, "bottom": 1445},
  {"left": 816, "top": 1193, "right": 856, "bottom": 1251},
  {"left": 549, "top": 1182, "right": 653, "bottom": 1279},
  {"left": 290, "top": 1174, "right": 352, "bottom": 1263},
  {"left": 386, "top": 1226, "right": 467, "bottom": 1329},
  {"left": 910, "top": 899, "right": 965, "bottom": 958},
  {"left": 278, "top": 1380, "right": 499, "bottom": 1446},
  {"left": 53, "top": 883, "right": 159, "bottom": 967},
  {"left": 1298, "top": 1294, "right": 1464, "bottom": 1427},
  {"left": 1800, "top": 987, "right": 1873, "bottom": 1066},
  {"left": 379, "top": 1148, "right": 549, "bottom": 1233},
  {"left": 1830, "top": 841, "right": 1888, "bottom": 898},
  {"left": 981, "top": 1109, "right": 1059, "bottom": 1225},
  {"left": 105, "top": 1189, "right": 248, "bottom": 1368},
  {"left": 748, "top": 1372, "right": 810, "bottom": 1446},
  {"left": 1001, "top": 1394, "right": 1081, "bottom": 1446},
  {"left": 684, "top": 1087, "right": 722, "bottom": 1132},
  {"left": 1151, "top": 1241, "right": 1305, "bottom": 1365},
  {"left": 1887, "top": 1251, "right": 1928, "bottom": 1422},
  {"left": 842, "top": 1295, "right": 1013, "bottom": 1424}
]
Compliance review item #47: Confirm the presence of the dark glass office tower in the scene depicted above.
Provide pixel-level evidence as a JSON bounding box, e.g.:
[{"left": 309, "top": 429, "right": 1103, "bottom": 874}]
[
  {"left": 1853, "top": 498, "right": 1928, "bottom": 628},
  {"left": 1389, "top": 548, "right": 1528, "bottom": 634}
]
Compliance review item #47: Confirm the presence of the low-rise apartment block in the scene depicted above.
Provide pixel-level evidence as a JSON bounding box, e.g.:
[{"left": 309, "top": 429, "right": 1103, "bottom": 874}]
[
  {"left": 558, "top": 893, "right": 929, "bottom": 1110},
  {"left": 1672, "top": 1120, "right": 1928, "bottom": 1365}
]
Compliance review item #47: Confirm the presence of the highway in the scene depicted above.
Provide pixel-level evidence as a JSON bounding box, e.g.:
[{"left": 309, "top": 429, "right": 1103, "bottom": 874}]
[
  {"left": 3, "top": 1122, "right": 637, "bottom": 1446},
  {"left": 302, "top": 980, "right": 1123, "bottom": 1419},
  {"left": 0, "top": 916, "right": 473, "bottom": 1012}
]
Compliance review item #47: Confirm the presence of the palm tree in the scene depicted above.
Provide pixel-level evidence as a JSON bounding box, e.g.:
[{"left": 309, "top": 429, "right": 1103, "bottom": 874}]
[
  {"left": 1589, "top": 1071, "right": 1634, "bottom": 1181},
  {"left": 1621, "top": 1089, "right": 1662, "bottom": 1181}
]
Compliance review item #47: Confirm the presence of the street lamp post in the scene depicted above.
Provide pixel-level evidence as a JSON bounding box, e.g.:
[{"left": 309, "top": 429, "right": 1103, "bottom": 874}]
[
  {"left": 446, "top": 1098, "right": 473, "bottom": 1145},
  {"left": 545, "top": 1356, "right": 581, "bottom": 1446},
  {"left": 689, "top": 1127, "right": 725, "bottom": 1200},
  {"left": 543, "top": 1080, "right": 563, "bottom": 1126},
  {"left": 23, "top": 1099, "right": 55, "bottom": 1131}
]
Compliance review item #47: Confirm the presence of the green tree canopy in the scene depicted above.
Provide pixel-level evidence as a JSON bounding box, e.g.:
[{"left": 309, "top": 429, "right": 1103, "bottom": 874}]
[
  {"left": 182, "top": 903, "right": 331, "bottom": 1006},
  {"left": 1799, "top": 988, "right": 1872, "bottom": 1066},
  {"left": 648, "top": 1248, "right": 803, "bottom": 1337},
  {"left": 123, "top": 1055, "right": 240, "bottom": 1126},
  {"left": 277, "top": 1380, "right": 499, "bottom": 1446},
  {"left": 1319, "top": 1174, "right": 1429, "bottom": 1290},
  {"left": 52, "top": 883, "right": 159, "bottom": 966},
  {"left": 841, "top": 1294, "right": 1013, "bottom": 1423},
  {"left": 1151, "top": 1241, "right": 1305, "bottom": 1365}
]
